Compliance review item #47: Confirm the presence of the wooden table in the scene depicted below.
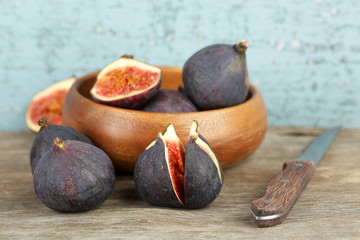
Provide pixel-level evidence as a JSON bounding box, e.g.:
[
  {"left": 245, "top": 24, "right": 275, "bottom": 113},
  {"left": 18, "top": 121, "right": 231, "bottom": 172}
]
[{"left": 1, "top": 127, "right": 359, "bottom": 239}]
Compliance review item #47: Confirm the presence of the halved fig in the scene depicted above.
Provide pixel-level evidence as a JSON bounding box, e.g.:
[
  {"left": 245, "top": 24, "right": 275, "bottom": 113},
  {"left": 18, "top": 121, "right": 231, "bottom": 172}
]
[
  {"left": 90, "top": 56, "right": 162, "bottom": 109},
  {"left": 25, "top": 77, "right": 76, "bottom": 133},
  {"left": 134, "top": 121, "right": 223, "bottom": 209}
]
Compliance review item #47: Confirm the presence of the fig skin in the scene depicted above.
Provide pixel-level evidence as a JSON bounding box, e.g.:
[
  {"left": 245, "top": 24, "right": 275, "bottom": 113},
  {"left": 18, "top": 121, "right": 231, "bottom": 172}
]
[
  {"left": 90, "top": 57, "right": 162, "bottom": 109},
  {"left": 134, "top": 135, "right": 183, "bottom": 208},
  {"left": 184, "top": 134, "right": 224, "bottom": 209},
  {"left": 30, "top": 118, "right": 93, "bottom": 174},
  {"left": 141, "top": 89, "right": 198, "bottom": 113},
  {"left": 134, "top": 121, "right": 223, "bottom": 209},
  {"left": 33, "top": 138, "right": 115, "bottom": 213},
  {"left": 182, "top": 41, "right": 249, "bottom": 110}
]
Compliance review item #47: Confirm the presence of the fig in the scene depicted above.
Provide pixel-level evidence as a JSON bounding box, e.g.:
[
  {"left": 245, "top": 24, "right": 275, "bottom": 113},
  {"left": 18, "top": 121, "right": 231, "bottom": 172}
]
[
  {"left": 134, "top": 121, "right": 223, "bottom": 209},
  {"left": 30, "top": 118, "right": 93, "bottom": 174},
  {"left": 26, "top": 77, "right": 76, "bottom": 133},
  {"left": 33, "top": 138, "right": 115, "bottom": 213},
  {"left": 90, "top": 56, "right": 162, "bottom": 109},
  {"left": 141, "top": 89, "right": 198, "bottom": 113},
  {"left": 182, "top": 41, "right": 249, "bottom": 110},
  {"left": 184, "top": 121, "right": 224, "bottom": 209}
]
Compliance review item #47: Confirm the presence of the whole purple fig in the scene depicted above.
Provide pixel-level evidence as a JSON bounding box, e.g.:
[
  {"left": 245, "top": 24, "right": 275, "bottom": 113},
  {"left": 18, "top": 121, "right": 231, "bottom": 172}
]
[
  {"left": 30, "top": 118, "right": 93, "bottom": 174},
  {"left": 182, "top": 41, "right": 249, "bottom": 110},
  {"left": 141, "top": 89, "right": 198, "bottom": 113},
  {"left": 33, "top": 138, "right": 115, "bottom": 213}
]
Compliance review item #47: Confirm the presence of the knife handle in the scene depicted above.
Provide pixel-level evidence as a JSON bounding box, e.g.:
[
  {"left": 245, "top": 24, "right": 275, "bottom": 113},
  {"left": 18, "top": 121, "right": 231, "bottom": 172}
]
[{"left": 251, "top": 160, "right": 315, "bottom": 228}]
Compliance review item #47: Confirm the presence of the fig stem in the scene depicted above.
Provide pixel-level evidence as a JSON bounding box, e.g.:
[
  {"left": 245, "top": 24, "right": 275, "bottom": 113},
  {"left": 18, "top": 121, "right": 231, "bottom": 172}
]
[
  {"left": 235, "top": 41, "right": 248, "bottom": 53},
  {"left": 189, "top": 120, "right": 199, "bottom": 140},
  {"left": 120, "top": 54, "right": 134, "bottom": 59},
  {"left": 54, "top": 137, "right": 64, "bottom": 149},
  {"left": 190, "top": 133, "right": 198, "bottom": 141},
  {"left": 38, "top": 118, "right": 49, "bottom": 128}
]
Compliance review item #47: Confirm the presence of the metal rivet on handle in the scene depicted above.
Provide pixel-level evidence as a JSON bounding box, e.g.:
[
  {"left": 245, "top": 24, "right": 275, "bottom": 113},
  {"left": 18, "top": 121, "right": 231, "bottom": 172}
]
[
  {"left": 294, "top": 163, "right": 303, "bottom": 167},
  {"left": 280, "top": 179, "right": 289, "bottom": 183},
  {"left": 264, "top": 200, "right": 272, "bottom": 204}
]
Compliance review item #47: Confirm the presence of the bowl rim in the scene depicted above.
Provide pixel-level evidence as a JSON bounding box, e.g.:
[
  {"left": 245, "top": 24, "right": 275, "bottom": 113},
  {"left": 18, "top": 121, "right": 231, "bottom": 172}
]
[{"left": 71, "top": 68, "right": 261, "bottom": 115}]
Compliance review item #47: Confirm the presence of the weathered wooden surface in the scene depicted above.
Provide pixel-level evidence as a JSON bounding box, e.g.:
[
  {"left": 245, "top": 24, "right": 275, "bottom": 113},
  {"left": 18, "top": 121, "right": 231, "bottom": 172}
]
[{"left": 0, "top": 127, "right": 359, "bottom": 239}]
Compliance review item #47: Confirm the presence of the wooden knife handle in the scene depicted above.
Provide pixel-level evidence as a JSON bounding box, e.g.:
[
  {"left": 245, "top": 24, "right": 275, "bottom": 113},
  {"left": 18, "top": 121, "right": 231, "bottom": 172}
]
[{"left": 251, "top": 160, "right": 315, "bottom": 228}]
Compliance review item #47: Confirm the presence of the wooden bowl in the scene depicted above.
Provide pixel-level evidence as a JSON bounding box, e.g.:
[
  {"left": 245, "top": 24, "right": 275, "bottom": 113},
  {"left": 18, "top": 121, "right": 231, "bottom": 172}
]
[{"left": 62, "top": 67, "right": 267, "bottom": 172}]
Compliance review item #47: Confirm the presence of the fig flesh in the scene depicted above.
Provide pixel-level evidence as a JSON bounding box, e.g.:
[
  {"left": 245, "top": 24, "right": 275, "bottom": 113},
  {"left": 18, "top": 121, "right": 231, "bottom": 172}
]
[
  {"left": 182, "top": 41, "right": 249, "bottom": 110},
  {"left": 25, "top": 77, "right": 76, "bottom": 133},
  {"left": 33, "top": 138, "right": 115, "bottom": 213},
  {"left": 141, "top": 89, "right": 198, "bottom": 113},
  {"left": 134, "top": 121, "right": 223, "bottom": 209},
  {"left": 30, "top": 118, "right": 93, "bottom": 174},
  {"left": 90, "top": 56, "right": 162, "bottom": 109}
]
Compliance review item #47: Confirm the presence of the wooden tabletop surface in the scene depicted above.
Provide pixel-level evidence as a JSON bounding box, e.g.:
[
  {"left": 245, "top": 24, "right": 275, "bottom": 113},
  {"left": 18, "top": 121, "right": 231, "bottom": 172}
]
[{"left": 1, "top": 127, "right": 359, "bottom": 239}]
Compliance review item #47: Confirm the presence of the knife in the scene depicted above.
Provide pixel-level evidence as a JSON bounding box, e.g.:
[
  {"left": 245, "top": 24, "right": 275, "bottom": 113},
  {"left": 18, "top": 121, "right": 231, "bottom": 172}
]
[{"left": 251, "top": 126, "right": 341, "bottom": 228}]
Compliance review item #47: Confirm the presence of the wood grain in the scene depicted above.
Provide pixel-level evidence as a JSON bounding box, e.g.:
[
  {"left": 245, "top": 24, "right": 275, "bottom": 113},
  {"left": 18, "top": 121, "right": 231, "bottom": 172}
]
[
  {"left": 251, "top": 160, "right": 314, "bottom": 227},
  {"left": 0, "top": 127, "right": 359, "bottom": 239}
]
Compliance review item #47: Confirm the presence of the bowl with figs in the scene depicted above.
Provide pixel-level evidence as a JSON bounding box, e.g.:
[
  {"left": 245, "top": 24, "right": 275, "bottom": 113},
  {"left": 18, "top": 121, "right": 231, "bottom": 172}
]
[
  {"left": 62, "top": 69, "right": 266, "bottom": 172},
  {"left": 62, "top": 42, "right": 267, "bottom": 172}
]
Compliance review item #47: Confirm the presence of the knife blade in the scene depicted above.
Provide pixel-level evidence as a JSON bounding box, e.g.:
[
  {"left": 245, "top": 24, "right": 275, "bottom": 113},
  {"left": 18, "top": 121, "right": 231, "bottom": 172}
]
[{"left": 251, "top": 126, "right": 341, "bottom": 228}]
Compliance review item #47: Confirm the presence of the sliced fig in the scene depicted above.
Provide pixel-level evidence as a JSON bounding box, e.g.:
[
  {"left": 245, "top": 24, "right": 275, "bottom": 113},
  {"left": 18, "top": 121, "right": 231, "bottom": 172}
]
[
  {"left": 141, "top": 89, "right": 198, "bottom": 113},
  {"left": 182, "top": 41, "right": 249, "bottom": 110},
  {"left": 90, "top": 56, "right": 162, "bottom": 109},
  {"left": 33, "top": 138, "right": 115, "bottom": 213},
  {"left": 134, "top": 124, "right": 185, "bottom": 208},
  {"left": 30, "top": 118, "right": 93, "bottom": 174},
  {"left": 134, "top": 121, "right": 223, "bottom": 209},
  {"left": 25, "top": 77, "right": 76, "bottom": 133},
  {"left": 184, "top": 120, "right": 223, "bottom": 209}
]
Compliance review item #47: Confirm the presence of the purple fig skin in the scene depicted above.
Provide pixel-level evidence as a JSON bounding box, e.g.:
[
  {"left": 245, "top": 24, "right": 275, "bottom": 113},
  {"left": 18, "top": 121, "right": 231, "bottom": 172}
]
[
  {"left": 141, "top": 89, "right": 198, "bottom": 113},
  {"left": 33, "top": 139, "right": 115, "bottom": 213},
  {"left": 182, "top": 42, "right": 249, "bottom": 110},
  {"left": 134, "top": 136, "right": 183, "bottom": 208},
  {"left": 30, "top": 119, "right": 93, "bottom": 174},
  {"left": 92, "top": 78, "right": 162, "bottom": 109},
  {"left": 184, "top": 134, "right": 224, "bottom": 209}
]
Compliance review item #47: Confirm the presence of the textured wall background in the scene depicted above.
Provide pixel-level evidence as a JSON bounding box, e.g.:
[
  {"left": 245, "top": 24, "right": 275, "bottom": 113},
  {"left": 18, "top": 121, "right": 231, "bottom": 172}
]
[{"left": 1, "top": 0, "right": 359, "bottom": 131}]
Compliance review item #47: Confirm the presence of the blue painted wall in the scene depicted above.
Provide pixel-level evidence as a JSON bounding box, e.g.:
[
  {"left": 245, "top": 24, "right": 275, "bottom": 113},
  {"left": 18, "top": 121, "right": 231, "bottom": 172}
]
[{"left": 1, "top": 0, "right": 359, "bottom": 131}]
